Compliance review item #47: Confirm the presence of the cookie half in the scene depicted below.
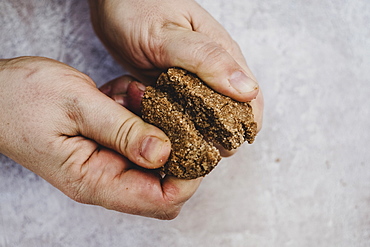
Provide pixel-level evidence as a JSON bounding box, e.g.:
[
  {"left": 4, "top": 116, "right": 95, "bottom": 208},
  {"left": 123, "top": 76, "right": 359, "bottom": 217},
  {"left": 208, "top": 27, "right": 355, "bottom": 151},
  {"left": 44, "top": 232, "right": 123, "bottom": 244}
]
[{"left": 142, "top": 86, "right": 221, "bottom": 179}]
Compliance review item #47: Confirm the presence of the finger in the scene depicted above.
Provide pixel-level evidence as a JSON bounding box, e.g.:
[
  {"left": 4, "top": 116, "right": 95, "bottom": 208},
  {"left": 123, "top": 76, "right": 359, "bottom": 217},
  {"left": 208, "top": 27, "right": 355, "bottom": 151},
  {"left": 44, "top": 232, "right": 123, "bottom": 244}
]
[
  {"left": 125, "top": 81, "right": 146, "bottom": 115},
  {"left": 74, "top": 85, "right": 171, "bottom": 169},
  {"left": 99, "top": 75, "right": 134, "bottom": 96},
  {"left": 214, "top": 143, "right": 237, "bottom": 157},
  {"left": 100, "top": 76, "right": 146, "bottom": 115},
  {"left": 158, "top": 28, "right": 259, "bottom": 102},
  {"left": 250, "top": 90, "right": 264, "bottom": 132},
  {"left": 75, "top": 149, "right": 202, "bottom": 219},
  {"left": 106, "top": 172, "right": 202, "bottom": 219},
  {"left": 185, "top": 3, "right": 259, "bottom": 84}
]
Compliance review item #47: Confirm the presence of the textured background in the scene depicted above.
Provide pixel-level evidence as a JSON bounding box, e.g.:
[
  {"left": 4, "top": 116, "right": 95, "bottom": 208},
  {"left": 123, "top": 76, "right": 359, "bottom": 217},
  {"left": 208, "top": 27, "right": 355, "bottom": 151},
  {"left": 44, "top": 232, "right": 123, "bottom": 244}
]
[{"left": 1, "top": 0, "right": 369, "bottom": 246}]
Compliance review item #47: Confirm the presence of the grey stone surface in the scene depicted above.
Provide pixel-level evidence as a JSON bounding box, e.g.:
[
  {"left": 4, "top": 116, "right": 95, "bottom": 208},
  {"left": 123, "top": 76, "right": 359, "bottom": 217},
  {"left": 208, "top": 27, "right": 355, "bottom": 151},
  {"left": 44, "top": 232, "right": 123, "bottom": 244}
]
[{"left": 1, "top": 0, "right": 369, "bottom": 246}]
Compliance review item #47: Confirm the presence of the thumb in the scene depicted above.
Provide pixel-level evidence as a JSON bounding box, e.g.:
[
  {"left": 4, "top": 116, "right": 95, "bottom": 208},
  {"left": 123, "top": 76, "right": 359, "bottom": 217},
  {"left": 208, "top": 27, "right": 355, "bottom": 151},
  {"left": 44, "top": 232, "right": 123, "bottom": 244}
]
[
  {"left": 159, "top": 28, "right": 259, "bottom": 102},
  {"left": 74, "top": 86, "right": 171, "bottom": 169}
]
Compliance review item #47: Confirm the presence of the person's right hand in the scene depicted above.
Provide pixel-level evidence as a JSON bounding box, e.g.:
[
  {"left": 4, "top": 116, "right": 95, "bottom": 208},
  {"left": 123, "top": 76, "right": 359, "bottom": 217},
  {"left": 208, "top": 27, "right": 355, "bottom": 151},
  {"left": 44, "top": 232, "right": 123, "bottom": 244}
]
[
  {"left": 89, "top": 0, "right": 260, "bottom": 101},
  {"left": 0, "top": 56, "right": 201, "bottom": 219},
  {"left": 89, "top": 0, "right": 264, "bottom": 156}
]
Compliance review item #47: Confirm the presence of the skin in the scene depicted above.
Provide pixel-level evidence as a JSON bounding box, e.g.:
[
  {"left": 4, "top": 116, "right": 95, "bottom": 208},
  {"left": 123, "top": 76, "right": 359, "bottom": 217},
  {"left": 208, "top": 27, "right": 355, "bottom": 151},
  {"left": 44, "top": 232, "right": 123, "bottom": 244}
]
[
  {"left": 0, "top": 0, "right": 264, "bottom": 220},
  {"left": 0, "top": 57, "right": 200, "bottom": 219},
  {"left": 91, "top": 0, "right": 264, "bottom": 156}
]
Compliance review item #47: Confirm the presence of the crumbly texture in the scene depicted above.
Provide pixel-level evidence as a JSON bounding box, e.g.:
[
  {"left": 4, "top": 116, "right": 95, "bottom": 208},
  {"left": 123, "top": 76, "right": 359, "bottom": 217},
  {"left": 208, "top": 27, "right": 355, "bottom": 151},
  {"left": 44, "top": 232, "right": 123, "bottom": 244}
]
[
  {"left": 141, "top": 68, "right": 257, "bottom": 179},
  {"left": 142, "top": 87, "right": 221, "bottom": 179},
  {"left": 157, "top": 68, "right": 257, "bottom": 150}
]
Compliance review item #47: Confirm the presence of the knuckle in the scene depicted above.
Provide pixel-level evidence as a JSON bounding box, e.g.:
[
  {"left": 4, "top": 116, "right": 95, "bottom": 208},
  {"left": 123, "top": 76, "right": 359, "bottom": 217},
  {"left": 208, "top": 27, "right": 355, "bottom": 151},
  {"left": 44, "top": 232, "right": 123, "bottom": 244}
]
[
  {"left": 67, "top": 173, "right": 102, "bottom": 207},
  {"left": 115, "top": 116, "right": 144, "bottom": 155},
  {"left": 194, "top": 42, "right": 227, "bottom": 67},
  {"left": 146, "top": 27, "right": 168, "bottom": 67},
  {"left": 154, "top": 204, "right": 182, "bottom": 220},
  {"left": 65, "top": 176, "right": 90, "bottom": 205},
  {"left": 156, "top": 185, "right": 185, "bottom": 220},
  {"left": 162, "top": 209, "right": 181, "bottom": 220},
  {"left": 70, "top": 186, "right": 86, "bottom": 204},
  {"left": 60, "top": 156, "right": 99, "bottom": 206}
]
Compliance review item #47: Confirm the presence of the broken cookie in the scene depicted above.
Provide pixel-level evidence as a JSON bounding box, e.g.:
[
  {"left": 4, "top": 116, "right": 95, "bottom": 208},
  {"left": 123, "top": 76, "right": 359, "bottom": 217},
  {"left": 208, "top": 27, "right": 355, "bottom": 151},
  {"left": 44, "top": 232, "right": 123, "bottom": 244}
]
[{"left": 141, "top": 68, "right": 257, "bottom": 179}]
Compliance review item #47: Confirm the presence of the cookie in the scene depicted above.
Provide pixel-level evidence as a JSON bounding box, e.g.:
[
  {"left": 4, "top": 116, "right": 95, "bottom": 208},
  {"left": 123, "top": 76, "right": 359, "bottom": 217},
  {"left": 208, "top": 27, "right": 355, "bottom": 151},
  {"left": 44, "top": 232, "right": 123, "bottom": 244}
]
[{"left": 141, "top": 68, "right": 257, "bottom": 179}]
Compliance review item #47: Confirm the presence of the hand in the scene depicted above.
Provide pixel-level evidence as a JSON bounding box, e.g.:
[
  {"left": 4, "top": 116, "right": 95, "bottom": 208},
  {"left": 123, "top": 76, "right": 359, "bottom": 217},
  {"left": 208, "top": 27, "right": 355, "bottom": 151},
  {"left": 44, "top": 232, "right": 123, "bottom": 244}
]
[
  {"left": 0, "top": 57, "right": 201, "bottom": 219},
  {"left": 89, "top": 0, "right": 264, "bottom": 154}
]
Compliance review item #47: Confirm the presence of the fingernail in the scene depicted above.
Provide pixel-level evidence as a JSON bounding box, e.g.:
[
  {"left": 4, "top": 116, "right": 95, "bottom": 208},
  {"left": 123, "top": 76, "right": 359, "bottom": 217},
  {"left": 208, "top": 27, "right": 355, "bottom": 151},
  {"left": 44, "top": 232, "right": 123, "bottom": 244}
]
[
  {"left": 135, "top": 81, "right": 146, "bottom": 92},
  {"left": 140, "top": 136, "right": 169, "bottom": 164},
  {"left": 229, "top": 71, "right": 258, "bottom": 94}
]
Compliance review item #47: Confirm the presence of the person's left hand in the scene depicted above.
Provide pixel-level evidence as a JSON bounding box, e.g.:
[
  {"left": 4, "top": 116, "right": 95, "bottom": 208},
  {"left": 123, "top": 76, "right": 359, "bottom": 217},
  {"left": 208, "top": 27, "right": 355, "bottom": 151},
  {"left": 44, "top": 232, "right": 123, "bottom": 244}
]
[{"left": 0, "top": 56, "right": 200, "bottom": 219}]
